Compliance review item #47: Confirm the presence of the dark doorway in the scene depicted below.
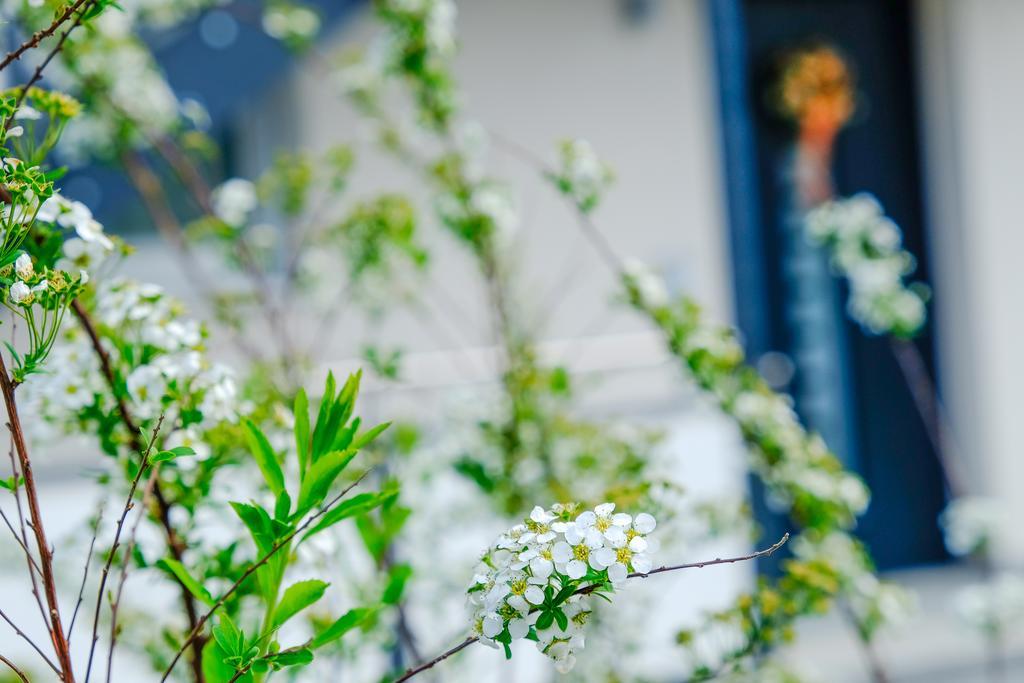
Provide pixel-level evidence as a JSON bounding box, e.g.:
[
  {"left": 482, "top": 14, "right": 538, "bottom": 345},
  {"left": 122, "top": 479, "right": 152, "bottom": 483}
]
[{"left": 710, "top": 0, "right": 948, "bottom": 569}]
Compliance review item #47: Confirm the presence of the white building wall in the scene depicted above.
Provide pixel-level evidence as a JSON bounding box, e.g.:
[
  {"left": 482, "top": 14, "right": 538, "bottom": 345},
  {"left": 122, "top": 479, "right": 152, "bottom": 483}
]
[{"left": 915, "top": 0, "right": 1024, "bottom": 564}]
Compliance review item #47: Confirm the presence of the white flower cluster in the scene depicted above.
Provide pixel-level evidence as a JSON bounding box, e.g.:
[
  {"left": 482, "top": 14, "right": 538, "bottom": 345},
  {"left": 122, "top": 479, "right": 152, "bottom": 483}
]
[
  {"left": 805, "top": 194, "right": 927, "bottom": 336},
  {"left": 50, "top": 8, "right": 183, "bottom": 161},
  {"left": 37, "top": 191, "right": 116, "bottom": 251},
  {"left": 339, "top": 0, "right": 456, "bottom": 104},
  {"left": 793, "top": 532, "right": 915, "bottom": 630},
  {"left": 954, "top": 574, "right": 1024, "bottom": 637},
  {"left": 261, "top": 3, "right": 321, "bottom": 45},
  {"left": 939, "top": 496, "right": 1002, "bottom": 557},
  {"left": 23, "top": 278, "right": 239, "bottom": 434},
  {"left": 393, "top": 0, "right": 457, "bottom": 57},
  {"left": 732, "top": 392, "right": 870, "bottom": 517},
  {"left": 468, "top": 503, "right": 657, "bottom": 673},
  {"left": 211, "top": 178, "right": 258, "bottom": 226},
  {"left": 622, "top": 259, "right": 669, "bottom": 309},
  {"left": 623, "top": 260, "right": 869, "bottom": 522},
  {"left": 553, "top": 139, "right": 615, "bottom": 212}
]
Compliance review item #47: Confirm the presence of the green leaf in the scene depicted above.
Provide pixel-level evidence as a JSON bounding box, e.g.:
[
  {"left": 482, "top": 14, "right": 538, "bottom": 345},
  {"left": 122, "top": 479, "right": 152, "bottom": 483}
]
[
  {"left": 150, "top": 446, "right": 196, "bottom": 464},
  {"left": 274, "top": 491, "right": 292, "bottom": 521},
  {"left": 294, "top": 389, "right": 311, "bottom": 477},
  {"left": 202, "top": 638, "right": 247, "bottom": 683},
  {"left": 270, "top": 580, "right": 329, "bottom": 632},
  {"left": 0, "top": 475, "right": 23, "bottom": 491},
  {"left": 268, "top": 648, "right": 313, "bottom": 669},
  {"left": 243, "top": 419, "right": 285, "bottom": 497},
  {"left": 211, "top": 614, "right": 243, "bottom": 657},
  {"left": 310, "top": 608, "right": 374, "bottom": 648},
  {"left": 553, "top": 609, "right": 568, "bottom": 631},
  {"left": 350, "top": 422, "right": 391, "bottom": 451},
  {"left": 230, "top": 502, "right": 275, "bottom": 555},
  {"left": 156, "top": 558, "right": 215, "bottom": 606},
  {"left": 453, "top": 458, "right": 495, "bottom": 493},
  {"left": 382, "top": 564, "right": 412, "bottom": 605},
  {"left": 536, "top": 611, "right": 554, "bottom": 630},
  {"left": 296, "top": 449, "right": 357, "bottom": 514},
  {"left": 311, "top": 372, "right": 337, "bottom": 460},
  {"left": 301, "top": 490, "right": 399, "bottom": 542}
]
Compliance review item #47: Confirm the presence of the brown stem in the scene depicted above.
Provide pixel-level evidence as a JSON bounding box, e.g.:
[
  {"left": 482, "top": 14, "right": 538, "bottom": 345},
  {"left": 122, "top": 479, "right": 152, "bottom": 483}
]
[
  {"left": 161, "top": 470, "right": 373, "bottom": 682},
  {"left": 70, "top": 300, "right": 207, "bottom": 682},
  {"left": 393, "top": 637, "right": 477, "bottom": 683},
  {"left": 2, "top": 0, "right": 95, "bottom": 134},
  {"left": 84, "top": 414, "right": 164, "bottom": 683},
  {"left": 395, "top": 535, "right": 790, "bottom": 682},
  {"left": 3, "top": 443, "right": 50, "bottom": 632},
  {"left": 0, "top": 0, "right": 89, "bottom": 72},
  {"left": 0, "top": 653, "right": 30, "bottom": 683},
  {"left": 0, "top": 353, "right": 75, "bottom": 680}
]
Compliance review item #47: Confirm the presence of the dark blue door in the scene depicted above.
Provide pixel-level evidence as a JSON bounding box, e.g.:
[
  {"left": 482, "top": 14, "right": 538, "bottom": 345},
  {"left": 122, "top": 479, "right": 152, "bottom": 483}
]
[{"left": 710, "top": 0, "right": 948, "bottom": 569}]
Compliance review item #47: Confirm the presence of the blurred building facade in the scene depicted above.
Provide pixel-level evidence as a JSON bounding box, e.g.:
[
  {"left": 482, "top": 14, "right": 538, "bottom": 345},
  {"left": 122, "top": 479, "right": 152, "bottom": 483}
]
[{"left": 78, "top": 0, "right": 1024, "bottom": 570}]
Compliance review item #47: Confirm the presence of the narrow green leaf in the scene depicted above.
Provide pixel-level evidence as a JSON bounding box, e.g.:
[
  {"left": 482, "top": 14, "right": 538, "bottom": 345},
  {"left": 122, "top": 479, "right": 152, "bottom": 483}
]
[
  {"left": 295, "top": 449, "right": 357, "bottom": 514},
  {"left": 294, "top": 389, "right": 310, "bottom": 478},
  {"left": 274, "top": 491, "right": 292, "bottom": 521},
  {"left": 243, "top": 419, "right": 285, "bottom": 497},
  {"left": 270, "top": 580, "right": 329, "bottom": 631},
  {"left": 536, "top": 611, "right": 554, "bottom": 630},
  {"left": 301, "top": 490, "right": 399, "bottom": 543},
  {"left": 156, "top": 558, "right": 215, "bottom": 606},
  {"left": 310, "top": 608, "right": 374, "bottom": 649},
  {"left": 350, "top": 422, "right": 391, "bottom": 451},
  {"left": 311, "top": 372, "right": 337, "bottom": 460},
  {"left": 150, "top": 446, "right": 195, "bottom": 464},
  {"left": 268, "top": 648, "right": 314, "bottom": 668},
  {"left": 230, "top": 502, "right": 275, "bottom": 555},
  {"left": 382, "top": 564, "right": 412, "bottom": 605}
]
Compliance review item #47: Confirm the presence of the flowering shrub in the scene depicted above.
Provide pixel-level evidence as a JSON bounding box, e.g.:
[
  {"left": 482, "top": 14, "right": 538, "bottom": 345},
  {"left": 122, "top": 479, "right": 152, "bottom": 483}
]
[
  {"left": 0, "top": 1, "right": 976, "bottom": 682},
  {"left": 805, "top": 193, "right": 928, "bottom": 337}
]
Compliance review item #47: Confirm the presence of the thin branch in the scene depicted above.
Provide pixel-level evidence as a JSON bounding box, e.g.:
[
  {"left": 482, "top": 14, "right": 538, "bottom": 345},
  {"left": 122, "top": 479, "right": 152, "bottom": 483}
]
[
  {"left": 4, "top": 441, "right": 52, "bottom": 643},
  {"left": 161, "top": 470, "right": 373, "bottom": 682},
  {"left": 67, "top": 503, "right": 104, "bottom": 641},
  {"left": 2, "top": 0, "right": 96, "bottom": 134},
  {"left": 84, "top": 414, "right": 165, "bottom": 683},
  {"left": 105, "top": 462, "right": 163, "bottom": 682},
  {"left": 70, "top": 299, "right": 207, "bottom": 682},
  {"left": 888, "top": 337, "right": 968, "bottom": 496},
  {"left": 0, "top": 0, "right": 89, "bottom": 72},
  {"left": 0, "top": 653, "right": 30, "bottom": 683},
  {"left": 0, "top": 607, "right": 61, "bottom": 676},
  {"left": 625, "top": 532, "right": 790, "bottom": 580},
  {"left": 0, "top": 353, "right": 75, "bottom": 680},
  {"left": 395, "top": 535, "right": 790, "bottom": 682},
  {"left": 393, "top": 637, "right": 477, "bottom": 683}
]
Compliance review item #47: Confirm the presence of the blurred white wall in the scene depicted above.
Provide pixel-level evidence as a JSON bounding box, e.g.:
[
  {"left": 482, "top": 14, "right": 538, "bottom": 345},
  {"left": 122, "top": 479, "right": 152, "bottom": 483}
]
[{"left": 915, "top": 0, "right": 1024, "bottom": 565}]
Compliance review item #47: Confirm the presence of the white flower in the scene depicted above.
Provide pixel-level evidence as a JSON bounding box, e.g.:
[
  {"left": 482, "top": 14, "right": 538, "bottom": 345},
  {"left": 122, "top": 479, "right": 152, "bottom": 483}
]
[
  {"left": 75, "top": 219, "right": 114, "bottom": 250},
  {"left": 15, "top": 105, "right": 41, "bottom": 121},
  {"left": 9, "top": 281, "right": 31, "bottom": 304},
  {"left": 940, "top": 496, "right": 1001, "bottom": 557},
  {"left": 623, "top": 259, "right": 669, "bottom": 308},
  {"left": 14, "top": 253, "right": 33, "bottom": 280},
  {"left": 6, "top": 126, "right": 24, "bottom": 138},
  {"left": 212, "top": 178, "right": 257, "bottom": 225}
]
